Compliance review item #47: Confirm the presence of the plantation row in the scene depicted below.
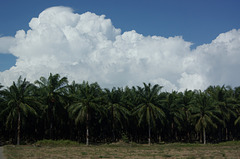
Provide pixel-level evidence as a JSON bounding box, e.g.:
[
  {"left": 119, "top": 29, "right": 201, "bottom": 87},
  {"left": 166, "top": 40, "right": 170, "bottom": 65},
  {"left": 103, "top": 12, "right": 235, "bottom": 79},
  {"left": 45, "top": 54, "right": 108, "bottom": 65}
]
[{"left": 0, "top": 73, "right": 240, "bottom": 145}]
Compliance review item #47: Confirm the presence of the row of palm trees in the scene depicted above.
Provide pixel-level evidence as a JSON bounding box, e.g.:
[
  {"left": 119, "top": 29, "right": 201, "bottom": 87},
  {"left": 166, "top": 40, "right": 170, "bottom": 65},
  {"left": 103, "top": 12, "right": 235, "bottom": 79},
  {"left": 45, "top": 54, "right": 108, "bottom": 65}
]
[{"left": 0, "top": 73, "right": 240, "bottom": 145}]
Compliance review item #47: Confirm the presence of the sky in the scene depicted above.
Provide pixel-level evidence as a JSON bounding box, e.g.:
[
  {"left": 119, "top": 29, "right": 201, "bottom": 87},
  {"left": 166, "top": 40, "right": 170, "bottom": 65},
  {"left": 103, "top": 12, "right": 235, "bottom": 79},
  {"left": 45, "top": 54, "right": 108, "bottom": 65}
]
[{"left": 0, "top": 0, "right": 240, "bottom": 91}]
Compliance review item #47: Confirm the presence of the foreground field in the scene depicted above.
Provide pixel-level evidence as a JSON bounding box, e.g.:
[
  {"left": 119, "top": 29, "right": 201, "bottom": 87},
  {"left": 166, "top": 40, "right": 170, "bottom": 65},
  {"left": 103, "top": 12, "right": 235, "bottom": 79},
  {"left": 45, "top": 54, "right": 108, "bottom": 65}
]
[{"left": 4, "top": 141, "right": 240, "bottom": 159}]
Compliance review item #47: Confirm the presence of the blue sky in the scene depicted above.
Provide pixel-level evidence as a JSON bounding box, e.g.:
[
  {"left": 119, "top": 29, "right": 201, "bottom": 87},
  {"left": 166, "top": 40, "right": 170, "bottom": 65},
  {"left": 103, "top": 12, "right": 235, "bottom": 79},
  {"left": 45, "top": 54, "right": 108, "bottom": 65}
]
[
  {"left": 0, "top": 0, "right": 240, "bottom": 90},
  {"left": 1, "top": 1, "right": 239, "bottom": 42}
]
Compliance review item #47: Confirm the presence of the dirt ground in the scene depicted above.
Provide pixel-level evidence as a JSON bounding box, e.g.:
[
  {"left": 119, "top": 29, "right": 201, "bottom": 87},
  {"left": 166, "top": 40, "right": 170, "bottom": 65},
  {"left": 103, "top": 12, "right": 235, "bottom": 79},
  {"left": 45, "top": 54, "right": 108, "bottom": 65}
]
[{"left": 3, "top": 142, "right": 240, "bottom": 159}]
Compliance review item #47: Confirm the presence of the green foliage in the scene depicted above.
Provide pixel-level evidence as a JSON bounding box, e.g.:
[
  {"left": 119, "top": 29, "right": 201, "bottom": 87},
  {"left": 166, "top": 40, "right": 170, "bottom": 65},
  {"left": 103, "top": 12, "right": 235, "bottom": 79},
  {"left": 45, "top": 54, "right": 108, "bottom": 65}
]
[
  {"left": 133, "top": 83, "right": 165, "bottom": 144},
  {"left": 104, "top": 87, "right": 130, "bottom": 141},
  {"left": 34, "top": 73, "right": 69, "bottom": 139},
  {"left": 36, "top": 139, "right": 80, "bottom": 146},
  {"left": 0, "top": 76, "right": 40, "bottom": 145},
  {"left": 1, "top": 74, "right": 240, "bottom": 145},
  {"left": 68, "top": 81, "right": 104, "bottom": 145},
  {"left": 121, "top": 133, "right": 129, "bottom": 143},
  {"left": 216, "top": 140, "right": 240, "bottom": 146}
]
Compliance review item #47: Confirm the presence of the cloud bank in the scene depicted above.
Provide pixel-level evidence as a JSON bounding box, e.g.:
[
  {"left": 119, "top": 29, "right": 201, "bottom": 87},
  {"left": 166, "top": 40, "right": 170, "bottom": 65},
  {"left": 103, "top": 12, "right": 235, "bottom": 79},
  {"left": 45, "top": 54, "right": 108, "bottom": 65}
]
[{"left": 0, "top": 6, "right": 240, "bottom": 91}]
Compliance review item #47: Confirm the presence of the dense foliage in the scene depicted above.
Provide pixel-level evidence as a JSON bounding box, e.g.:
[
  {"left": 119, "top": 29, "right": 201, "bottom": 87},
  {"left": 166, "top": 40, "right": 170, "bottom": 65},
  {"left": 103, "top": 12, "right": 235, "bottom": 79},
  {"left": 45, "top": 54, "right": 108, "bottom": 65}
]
[{"left": 0, "top": 74, "right": 240, "bottom": 145}]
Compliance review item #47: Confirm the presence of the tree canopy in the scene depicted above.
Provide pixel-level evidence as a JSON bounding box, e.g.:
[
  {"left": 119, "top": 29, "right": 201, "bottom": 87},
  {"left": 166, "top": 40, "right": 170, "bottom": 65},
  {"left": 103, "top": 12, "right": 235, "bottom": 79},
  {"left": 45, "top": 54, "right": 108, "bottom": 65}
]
[{"left": 1, "top": 74, "right": 240, "bottom": 145}]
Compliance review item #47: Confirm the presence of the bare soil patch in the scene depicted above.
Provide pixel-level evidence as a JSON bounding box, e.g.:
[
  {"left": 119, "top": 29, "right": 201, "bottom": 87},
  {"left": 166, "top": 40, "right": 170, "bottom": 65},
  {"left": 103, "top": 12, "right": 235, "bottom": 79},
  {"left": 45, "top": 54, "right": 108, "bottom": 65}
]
[{"left": 4, "top": 141, "right": 240, "bottom": 159}]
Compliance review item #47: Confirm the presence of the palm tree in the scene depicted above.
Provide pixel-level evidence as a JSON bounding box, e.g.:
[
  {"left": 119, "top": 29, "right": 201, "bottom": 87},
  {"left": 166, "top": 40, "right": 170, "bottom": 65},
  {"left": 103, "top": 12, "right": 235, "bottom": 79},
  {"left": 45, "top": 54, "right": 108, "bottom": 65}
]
[
  {"left": 178, "top": 90, "right": 195, "bottom": 141},
  {"left": 234, "top": 106, "right": 240, "bottom": 126},
  {"left": 34, "top": 73, "right": 68, "bottom": 139},
  {"left": 0, "top": 76, "right": 38, "bottom": 145},
  {"left": 104, "top": 87, "right": 130, "bottom": 141},
  {"left": 0, "top": 83, "right": 4, "bottom": 143},
  {"left": 67, "top": 81, "right": 80, "bottom": 102},
  {"left": 133, "top": 83, "right": 165, "bottom": 145},
  {"left": 206, "top": 85, "right": 236, "bottom": 141},
  {"left": 163, "top": 91, "right": 184, "bottom": 141},
  {"left": 68, "top": 81, "right": 104, "bottom": 145},
  {"left": 233, "top": 87, "right": 240, "bottom": 127},
  {"left": 191, "top": 90, "right": 222, "bottom": 144},
  {"left": 121, "top": 86, "right": 141, "bottom": 142}
]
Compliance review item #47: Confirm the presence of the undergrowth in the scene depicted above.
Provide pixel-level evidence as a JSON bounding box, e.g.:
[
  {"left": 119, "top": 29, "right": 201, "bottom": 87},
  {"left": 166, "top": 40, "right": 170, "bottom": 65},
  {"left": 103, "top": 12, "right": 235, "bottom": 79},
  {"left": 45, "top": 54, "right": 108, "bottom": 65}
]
[{"left": 35, "top": 139, "right": 80, "bottom": 146}]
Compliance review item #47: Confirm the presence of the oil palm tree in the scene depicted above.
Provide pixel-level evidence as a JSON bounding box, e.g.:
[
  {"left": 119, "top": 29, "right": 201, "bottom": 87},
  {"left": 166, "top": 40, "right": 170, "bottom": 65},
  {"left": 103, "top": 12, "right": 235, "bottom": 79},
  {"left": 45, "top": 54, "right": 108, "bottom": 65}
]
[
  {"left": 233, "top": 87, "right": 240, "bottom": 126},
  {"left": 34, "top": 73, "right": 68, "bottom": 139},
  {"left": 178, "top": 90, "right": 195, "bottom": 141},
  {"left": 0, "top": 83, "right": 4, "bottom": 142},
  {"left": 67, "top": 81, "right": 80, "bottom": 102},
  {"left": 121, "top": 86, "right": 141, "bottom": 142},
  {"left": 133, "top": 83, "right": 165, "bottom": 145},
  {"left": 104, "top": 87, "right": 130, "bottom": 141},
  {"left": 68, "top": 81, "right": 104, "bottom": 145},
  {"left": 191, "top": 90, "right": 222, "bottom": 144},
  {"left": 163, "top": 91, "right": 184, "bottom": 141},
  {"left": 0, "top": 76, "right": 39, "bottom": 145},
  {"left": 206, "top": 85, "right": 236, "bottom": 141}
]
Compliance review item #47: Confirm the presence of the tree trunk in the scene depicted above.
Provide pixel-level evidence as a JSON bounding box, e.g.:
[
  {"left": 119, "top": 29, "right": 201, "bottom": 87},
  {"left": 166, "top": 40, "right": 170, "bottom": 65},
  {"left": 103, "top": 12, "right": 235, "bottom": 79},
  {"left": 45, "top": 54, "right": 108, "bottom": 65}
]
[
  {"left": 112, "top": 106, "right": 115, "bottom": 142},
  {"left": 187, "top": 132, "right": 190, "bottom": 142},
  {"left": 148, "top": 124, "right": 151, "bottom": 145},
  {"left": 158, "top": 135, "right": 162, "bottom": 143},
  {"left": 17, "top": 110, "right": 21, "bottom": 145},
  {"left": 50, "top": 122, "right": 53, "bottom": 139},
  {"left": 203, "top": 128, "right": 206, "bottom": 144},
  {"left": 225, "top": 127, "right": 228, "bottom": 141},
  {"left": 175, "top": 131, "right": 178, "bottom": 141},
  {"left": 86, "top": 112, "right": 89, "bottom": 146},
  {"left": 112, "top": 125, "right": 115, "bottom": 142},
  {"left": 199, "top": 132, "right": 202, "bottom": 143},
  {"left": 49, "top": 102, "right": 54, "bottom": 139}
]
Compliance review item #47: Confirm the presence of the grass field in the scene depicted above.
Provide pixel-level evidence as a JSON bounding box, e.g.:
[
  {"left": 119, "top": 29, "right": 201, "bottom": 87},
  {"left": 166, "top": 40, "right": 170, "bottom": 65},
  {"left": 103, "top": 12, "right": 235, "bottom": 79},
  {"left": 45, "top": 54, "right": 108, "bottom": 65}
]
[{"left": 3, "top": 140, "right": 240, "bottom": 159}]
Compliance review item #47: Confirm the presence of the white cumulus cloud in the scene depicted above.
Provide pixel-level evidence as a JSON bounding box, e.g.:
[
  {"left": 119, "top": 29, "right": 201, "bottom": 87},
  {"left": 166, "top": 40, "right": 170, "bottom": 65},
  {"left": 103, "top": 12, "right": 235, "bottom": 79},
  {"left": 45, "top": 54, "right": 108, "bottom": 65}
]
[{"left": 0, "top": 6, "right": 240, "bottom": 91}]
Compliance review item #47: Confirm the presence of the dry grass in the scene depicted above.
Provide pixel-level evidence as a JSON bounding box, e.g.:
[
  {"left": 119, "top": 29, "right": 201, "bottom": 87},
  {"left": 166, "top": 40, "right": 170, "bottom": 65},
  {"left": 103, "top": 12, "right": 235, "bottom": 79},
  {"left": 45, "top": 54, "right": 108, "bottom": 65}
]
[{"left": 3, "top": 141, "right": 240, "bottom": 159}]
